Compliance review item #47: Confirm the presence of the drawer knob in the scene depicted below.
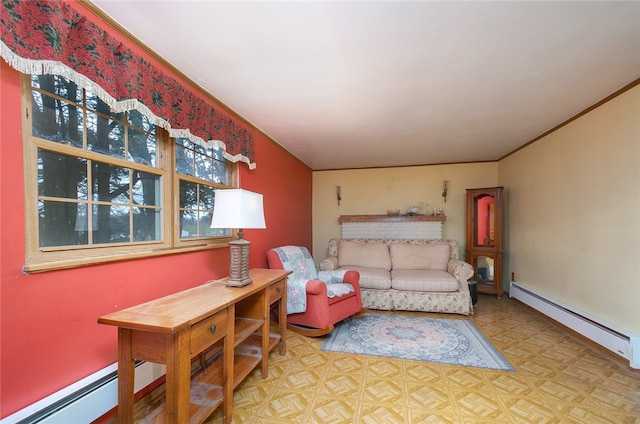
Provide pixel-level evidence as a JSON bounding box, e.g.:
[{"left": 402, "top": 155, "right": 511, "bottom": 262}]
[
  {"left": 277, "top": 287, "right": 281, "bottom": 293},
  {"left": 210, "top": 325, "right": 217, "bottom": 333}
]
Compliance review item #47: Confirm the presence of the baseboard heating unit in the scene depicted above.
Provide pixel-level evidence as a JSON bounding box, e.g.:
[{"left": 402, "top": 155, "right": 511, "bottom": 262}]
[
  {"left": 0, "top": 361, "right": 165, "bottom": 424},
  {"left": 509, "top": 282, "right": 639, "bottom": 369}
]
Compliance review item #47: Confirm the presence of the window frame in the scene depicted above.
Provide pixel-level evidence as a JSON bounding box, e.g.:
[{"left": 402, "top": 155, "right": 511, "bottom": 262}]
[
  {"left": 174, "top": 137, "right": 239, "bottom": 248},
  {"left": 21, "top": 74, "right": 237, "bottom": 272}
]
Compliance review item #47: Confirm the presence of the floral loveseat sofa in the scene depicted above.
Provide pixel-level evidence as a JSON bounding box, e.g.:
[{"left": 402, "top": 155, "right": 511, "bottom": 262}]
[{"left": 320, "top": 238, "right": 474, "bottom": 315}]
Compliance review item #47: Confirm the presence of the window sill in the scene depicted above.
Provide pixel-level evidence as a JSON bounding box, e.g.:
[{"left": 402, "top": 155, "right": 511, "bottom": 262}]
[{"left": 22, "top": 243, "right": 228, "bottom": 273}]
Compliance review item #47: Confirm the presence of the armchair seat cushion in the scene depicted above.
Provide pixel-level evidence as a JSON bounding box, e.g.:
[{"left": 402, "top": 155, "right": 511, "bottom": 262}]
[
  {"left": 391, "top": 269, "right": 458, "bottom": 292},
  {"left": 325, "top": 283, "right": 355, "bottom": 298},
  {"left": 327, "top": 287, "right": 357, "bottom": 305}
]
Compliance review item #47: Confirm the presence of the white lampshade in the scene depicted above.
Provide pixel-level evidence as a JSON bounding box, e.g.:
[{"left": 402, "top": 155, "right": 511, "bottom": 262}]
[
  {"left": 210, "top": 189, "right": 266, "bottom": 229},
  {"left": 210, "top": 189, "right": 265, "bottom": 287}
]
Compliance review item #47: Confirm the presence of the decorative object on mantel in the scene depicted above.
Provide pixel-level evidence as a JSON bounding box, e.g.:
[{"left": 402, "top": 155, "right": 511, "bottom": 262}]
[
  {"left": 211, "top": 189, "right": 266, "bottom": 287},
  {"left": 387, "top": 209, "right": 400, "bottom": 216},
  {"left": 406, "top": 205, "right": 420, "bottom": 216},
  {"left": 442, "top": 180, "right": 449, "bottom": 203}
]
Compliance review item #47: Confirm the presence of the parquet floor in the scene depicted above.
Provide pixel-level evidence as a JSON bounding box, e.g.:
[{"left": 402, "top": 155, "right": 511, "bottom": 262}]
[{"left": 204, "top": 295, "right": 640, "bottom": 423}]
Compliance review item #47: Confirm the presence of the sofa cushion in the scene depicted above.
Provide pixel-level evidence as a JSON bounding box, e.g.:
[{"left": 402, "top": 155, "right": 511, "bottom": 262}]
[
  {"left": 338, "top": 240, "right": 391, "bottom": 270},
  {"left": 390, "top": 242, "right": 450, "bottom": 271},
  {"left": 390, "top": 269, "right": 458, "bottom": 292},
  {"left": 339, "top": 266, "right": 391, "bottom": 290}
]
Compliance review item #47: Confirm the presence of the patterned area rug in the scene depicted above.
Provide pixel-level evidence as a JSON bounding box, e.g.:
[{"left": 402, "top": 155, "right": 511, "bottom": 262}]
[{"left": 321, "top": 313, "right": 513, "bottom": 371}]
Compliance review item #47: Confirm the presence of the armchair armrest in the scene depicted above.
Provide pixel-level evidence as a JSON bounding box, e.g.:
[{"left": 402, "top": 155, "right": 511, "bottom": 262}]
[
  {"left": 342, "top": 270, "right": 362, "bottom": 306},
  {"left": 448, "top": 259, "right": 474, "bottom": 283},
  {"left": 305, "top": 280, "right": 329, "bottom": 296},
  {"left": 320, "top": 256, "right": 338, "bottom": 271},
  {"left": 307, "top": 270, "right": 360, "bottom": 295},
  {"left": 341, "top": 270, "right": 360, "bottom": 289}
]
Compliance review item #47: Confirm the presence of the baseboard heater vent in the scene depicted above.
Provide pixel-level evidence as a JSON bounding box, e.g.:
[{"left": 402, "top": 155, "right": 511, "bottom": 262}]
[
  {"left": 1, "top": 361, "right": 165, "bottom": 424},
  {"left": 510, "top": 282, "right": 639, "bottom": 369}
]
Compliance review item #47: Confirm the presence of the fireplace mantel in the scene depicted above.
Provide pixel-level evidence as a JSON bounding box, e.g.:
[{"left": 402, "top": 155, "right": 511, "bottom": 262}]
[
  {"left": 338, "top": 215, "right": 445, "bottom": 239},
  {"left": 338, "top": 214, "right": 446, "bottom": 223}
]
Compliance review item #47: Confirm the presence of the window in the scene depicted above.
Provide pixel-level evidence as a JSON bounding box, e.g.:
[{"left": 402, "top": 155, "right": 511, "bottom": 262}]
[
  {"left": 175, "top": 138, "right": 232, "bottom": 242},
  {"left": 23, "top": 74, "right": 236, "bottom": 271}
]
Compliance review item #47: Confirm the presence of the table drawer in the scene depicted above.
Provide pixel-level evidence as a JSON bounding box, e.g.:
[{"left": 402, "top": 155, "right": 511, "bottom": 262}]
[
  {"left": 190, "top": 310, "right": 227, "bottom": 354},
  {"left": 268, "top": 279, "right": 286, "bottom": 304}
]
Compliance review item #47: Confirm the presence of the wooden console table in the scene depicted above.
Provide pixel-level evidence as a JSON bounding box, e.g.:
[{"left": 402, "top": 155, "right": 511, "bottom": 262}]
[{"left": 98, "top": 268, "right": 290, "bottom": 424}]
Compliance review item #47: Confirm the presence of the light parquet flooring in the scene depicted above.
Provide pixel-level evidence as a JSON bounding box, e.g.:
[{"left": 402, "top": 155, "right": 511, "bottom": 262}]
[
  {"left": 202, "top": 295, "right": 640, "bottom": 424},
  {"left": 110, "top": 295, "right": 639, "bottom": 423}
]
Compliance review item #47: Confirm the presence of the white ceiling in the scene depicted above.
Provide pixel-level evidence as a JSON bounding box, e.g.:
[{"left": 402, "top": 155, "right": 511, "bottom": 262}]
[{"left": 91, "top": 1, "right": 640, "bottom": 170}]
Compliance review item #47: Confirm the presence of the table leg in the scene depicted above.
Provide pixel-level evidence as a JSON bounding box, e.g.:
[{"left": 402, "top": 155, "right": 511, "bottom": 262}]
[
  {"left": 223, "top": 304, "right": 235, "bottom": 424},
  {"left": 262, "top": 299, "right": 270, "bottom": 378},
  {"left": 117, "top": 328, "right": 134, "bottom": 424},
  {"left": 165, "top": 331, "right": 191, "bottom": 423},
  {"left": 279, "top": 285, "right": 287, "bottom": 355}
]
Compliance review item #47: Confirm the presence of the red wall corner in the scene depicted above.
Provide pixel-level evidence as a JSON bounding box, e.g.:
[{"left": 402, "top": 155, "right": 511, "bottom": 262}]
[{"left": 0, "top": 11, "right": 311, "bottom": 417}]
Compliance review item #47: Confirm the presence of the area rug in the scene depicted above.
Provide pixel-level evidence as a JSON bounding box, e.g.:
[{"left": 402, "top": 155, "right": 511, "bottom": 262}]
[{"left": 321, "top": 313, "right": 513, "bottom": 371}]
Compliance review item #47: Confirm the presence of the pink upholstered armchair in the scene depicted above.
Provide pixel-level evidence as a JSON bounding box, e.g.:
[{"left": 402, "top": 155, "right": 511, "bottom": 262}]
[{"left": 266, "top": 246, "right": 364, "bottom": 336}]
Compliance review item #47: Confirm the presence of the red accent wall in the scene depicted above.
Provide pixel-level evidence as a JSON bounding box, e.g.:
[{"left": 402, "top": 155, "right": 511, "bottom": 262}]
[{"left": 0, "top": 5, "right": 311, "bottom": 418}]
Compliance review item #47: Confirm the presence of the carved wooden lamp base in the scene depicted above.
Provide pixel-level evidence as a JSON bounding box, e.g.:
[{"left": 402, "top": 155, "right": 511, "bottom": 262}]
[{"left": 227, "top": 236, "right": 252, "bottom": 287}]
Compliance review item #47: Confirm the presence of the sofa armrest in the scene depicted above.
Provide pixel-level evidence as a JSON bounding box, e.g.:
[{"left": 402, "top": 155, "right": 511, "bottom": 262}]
[
  {"left": 448, "top": 259, "right": 474, "bottom": 283},
  {"left": 320, "top": 256, "right": 338, "bottom": 271}
]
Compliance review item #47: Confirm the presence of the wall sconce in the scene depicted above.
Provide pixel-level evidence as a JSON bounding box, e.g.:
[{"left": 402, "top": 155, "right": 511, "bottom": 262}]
[
  {"left": 336, "top": 186, "right": 342, "bottom": 206},
  {"left": 442, "top": 180, "right": 449, "bottom": 203}
]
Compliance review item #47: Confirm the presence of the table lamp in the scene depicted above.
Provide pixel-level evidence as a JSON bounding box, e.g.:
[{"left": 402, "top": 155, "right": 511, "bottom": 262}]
[{"left": 210, "top": 189, "right": 266, "bottom": 287}]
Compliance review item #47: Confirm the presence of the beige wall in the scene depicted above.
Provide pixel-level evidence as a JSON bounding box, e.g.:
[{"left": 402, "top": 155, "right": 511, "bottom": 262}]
[
  {"left": 499, "top": 84, "right": 640, "bottom": 335},
  {"left": 312, "top": 163, "right": 499, "bottom": 262},
  {"left": 312, "top": 84, "right": 639, "bottom": 336}
]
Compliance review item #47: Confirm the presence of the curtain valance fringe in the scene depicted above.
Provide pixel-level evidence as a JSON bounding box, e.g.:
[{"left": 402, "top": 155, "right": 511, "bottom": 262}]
[{"left": 1, "top": 25, "right": 256, "bottom": 169}]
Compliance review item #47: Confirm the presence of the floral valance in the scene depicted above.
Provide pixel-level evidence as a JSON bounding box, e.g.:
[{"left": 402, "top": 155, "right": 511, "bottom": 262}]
[{"left": 0, "top": 0, "right": 256, "bottom": 169}]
